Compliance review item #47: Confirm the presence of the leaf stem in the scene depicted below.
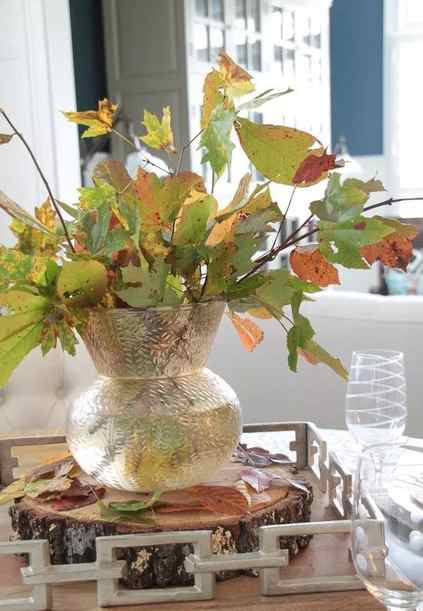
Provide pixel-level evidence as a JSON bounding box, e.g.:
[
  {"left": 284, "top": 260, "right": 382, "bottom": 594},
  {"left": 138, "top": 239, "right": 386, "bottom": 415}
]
[
  {"left": 176, "top": 129, "right": 203, "bottom": 175},
  {"left": 270, "top": 185, "right": 296, "bottom": 252},
  {"left": 0, "top": 109, "right": 75, "bottom": 253},
  {"left": 111, "top": 128, "right": 172, "bottom": 175}
]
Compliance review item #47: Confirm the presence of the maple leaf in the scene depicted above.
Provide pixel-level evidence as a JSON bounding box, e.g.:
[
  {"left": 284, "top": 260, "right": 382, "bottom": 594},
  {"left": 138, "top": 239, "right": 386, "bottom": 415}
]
[
  {"left": 361, "top": 219, "right": 417, "bottom": 271},
  {"left": 63, "top": 98, "right": 118, "bottom": 138},
  {"left": 201, "top": 70, "right": 225, "bottom": 129},
  {"left": 217, "top": 52, "right": 255, "bottom": 98},
  {"left": 199, "top": 105, "right": 236, "bottom": 178},
  {"left": 293, "top": 152, "right": 343, "bottom": 187},
  {"left": 0, "top": 291, "right": 50, "bottom": 388},
  {"left": 290, "top": 246, "right": 340, "bottom": 287},
  {"left": 228, "top": 312, "right": 263, "bottom": 351},
  {"left": 139, "top": 106, "right": 176, "bottom": 153},
  {"left": 185, "top": 484, "right": 249, "bottom": 515},
  {"left": 235, "top": 118, "right": 324, "bottom": 186}
]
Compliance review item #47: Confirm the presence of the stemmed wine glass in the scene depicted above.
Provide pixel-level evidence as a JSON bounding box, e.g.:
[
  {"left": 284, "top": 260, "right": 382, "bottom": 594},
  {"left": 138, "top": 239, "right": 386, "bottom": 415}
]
[
  {"left": 345, "top": 350, "right": 407, "bottom": 448},
  {"left": 352, "top": 443, "right": 423, "bottom": 610}
]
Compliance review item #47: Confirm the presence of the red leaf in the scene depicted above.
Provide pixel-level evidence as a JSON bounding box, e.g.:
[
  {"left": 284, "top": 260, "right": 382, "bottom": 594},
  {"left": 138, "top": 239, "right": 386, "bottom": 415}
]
[
  {"left": 290, "top": 247, "right": 340, "bottom": 287},
  {"left": 293, "top": 153, "right": 343, "bottom": 186}
]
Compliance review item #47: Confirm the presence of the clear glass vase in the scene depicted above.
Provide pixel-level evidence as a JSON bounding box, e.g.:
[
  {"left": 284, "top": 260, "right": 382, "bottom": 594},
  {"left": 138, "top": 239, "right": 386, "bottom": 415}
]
[{"left": 67, "top": 302, "right": 241, "bottom": 492}]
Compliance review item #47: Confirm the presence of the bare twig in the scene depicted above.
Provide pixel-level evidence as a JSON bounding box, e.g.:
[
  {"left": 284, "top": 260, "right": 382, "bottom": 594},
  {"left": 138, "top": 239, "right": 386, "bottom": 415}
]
[
  {"left": 270, "top": 186, "right": 296, "bottom": 252},
  {"left": 111, "top": 128, "right": 172, "bottom": 175},
  {"left": 0, "top": 109, "right": 75, "bottom": 253},
  {"left": 176, "top": 129, "right": 203, "bottom": 175}
]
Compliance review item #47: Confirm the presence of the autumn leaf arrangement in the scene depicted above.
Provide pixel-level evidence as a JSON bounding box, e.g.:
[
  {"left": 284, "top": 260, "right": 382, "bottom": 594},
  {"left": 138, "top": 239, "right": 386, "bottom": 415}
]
[
  {"left": 0, "top": 51, "right": 419, "bottom": 387},
  {"left": 0, "top": 445, "right": 308, "bottom": 521}
]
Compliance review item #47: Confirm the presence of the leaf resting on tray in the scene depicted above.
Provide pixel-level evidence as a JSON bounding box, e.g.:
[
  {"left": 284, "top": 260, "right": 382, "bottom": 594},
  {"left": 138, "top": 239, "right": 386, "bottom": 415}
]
[{"left": 232, "top": 443, "right": 292, "bottom": 467}]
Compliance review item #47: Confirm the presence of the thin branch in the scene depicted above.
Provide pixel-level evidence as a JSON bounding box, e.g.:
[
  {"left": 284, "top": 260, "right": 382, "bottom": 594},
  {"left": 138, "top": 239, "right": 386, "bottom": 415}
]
[
  {"left": 111, "top": 128, "right": 172, "bottom": 175},
  {"left": 270, "top": 186, "right": 296, "bottom": 252},
  {"left": 363, "top": 196, "right": 423, "bottom": 213},
  {"left": 176, "top": 129, "right": 203, "bottom": 175},
  {"left": 0, "top": 109, "right": 75, "bottom": 253}
]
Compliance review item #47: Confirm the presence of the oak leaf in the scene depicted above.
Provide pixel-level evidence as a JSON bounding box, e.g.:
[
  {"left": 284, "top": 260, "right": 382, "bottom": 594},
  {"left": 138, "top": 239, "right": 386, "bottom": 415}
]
[
  {"left": 63, "top": 98, "right": 118, "bottom": 138},
  {"left": 140, "top": 106, "right": 176, "bottom": 153},
  {"left": 290, "top": 247, "right": 340, "bottom": 287},
  {"left": 228, "top": 312, "right": 264, "bottom": 352}
]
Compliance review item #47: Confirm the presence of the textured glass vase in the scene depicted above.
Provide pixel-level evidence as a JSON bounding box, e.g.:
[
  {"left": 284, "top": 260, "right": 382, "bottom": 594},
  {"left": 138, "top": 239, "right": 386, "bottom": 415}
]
[{"left": 67, "top": 302, "right": 241, "bottom": 492}]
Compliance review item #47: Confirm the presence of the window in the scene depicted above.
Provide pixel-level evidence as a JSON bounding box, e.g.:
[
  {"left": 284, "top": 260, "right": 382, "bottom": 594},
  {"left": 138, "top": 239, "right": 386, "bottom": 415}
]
[{"left": 386, "top": 0, "right": 423, "bottom": 216}]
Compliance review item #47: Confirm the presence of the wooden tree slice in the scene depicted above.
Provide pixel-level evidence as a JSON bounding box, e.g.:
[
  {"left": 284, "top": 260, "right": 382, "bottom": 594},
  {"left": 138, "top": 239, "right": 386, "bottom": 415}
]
[{"left": 9, "top": 461, "right": 313, "bottom": 589}]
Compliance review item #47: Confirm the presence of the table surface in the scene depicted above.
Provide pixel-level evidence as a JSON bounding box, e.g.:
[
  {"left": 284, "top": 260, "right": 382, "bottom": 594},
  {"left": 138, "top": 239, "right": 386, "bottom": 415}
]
[{"left": 0, "top": 429, "right": 389, "bottom": 611}]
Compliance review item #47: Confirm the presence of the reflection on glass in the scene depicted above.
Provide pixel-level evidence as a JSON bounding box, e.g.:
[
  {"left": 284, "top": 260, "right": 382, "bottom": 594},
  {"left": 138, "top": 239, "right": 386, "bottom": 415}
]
[
  {"left": 303, "top": 16, "right": 321, "bottom": 48},
  {"left": 210, "top": 27, "right": 224, "bottom": 61},
  {"left": 250, "top": 39, "right": 262, "bottom": 71},
  {"left": 235, "top": 0, "right": 247, "bottom": 29},
  {"left": 272, "top": 6, "right": 283, "bottom": 40},
  {"left": 283, "top": 48, "right": 295, "bottom": 82},
  {"left": 248, "top": 0, "right": 260, "bottom": 32},
  {"left": 282, "top": 8, "right": 295, "bottom": 41},
  {"left": 235, "top": 30, "right": 248, "bottom": 67},
  {"left": 274, "top": 45, "right": 283, "bottom": 71},
  {"left": 195, "top": 0, "right": 208, "bottom": 18},
  {"left": 194, "top": 23, "right": 209, "bottom": 62},
  {"left": 210, "top": 0, "right": 224, "bottom": 22}
]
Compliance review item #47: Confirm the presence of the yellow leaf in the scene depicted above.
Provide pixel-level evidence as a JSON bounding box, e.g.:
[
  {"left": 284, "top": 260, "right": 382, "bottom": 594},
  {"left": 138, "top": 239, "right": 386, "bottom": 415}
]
[
  {"left": 35, "top": 199, "right": 57, "bottom": 231},
  {"left": 228, "top": 312, "right": 264, "bottom": 352},
  {"left": 247, "top": 306, "right": 273, "bottom": 319},
  {"left": 201, "top": 70, "right": 225, "bottom": 129},
  {"left": 0, "top": 478, "right": 26, "bottom": 506},
  {"left": 140, "top": 106, "right": 176, "bottom": 153},
  {"left": 63, "top": 98, "right": 118, "bottom": 138},
  {"left": 218, "top": 52, "right": 255, "bottom": 98}
]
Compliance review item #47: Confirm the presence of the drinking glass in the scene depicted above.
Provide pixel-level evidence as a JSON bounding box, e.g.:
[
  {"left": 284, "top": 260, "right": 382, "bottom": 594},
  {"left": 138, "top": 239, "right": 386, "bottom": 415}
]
[
  {"left": 345, "top": 350, "right": 407, "bottom": 448},
  {"left": 352, "top": 443, "right": 423, "bottom": 610}
]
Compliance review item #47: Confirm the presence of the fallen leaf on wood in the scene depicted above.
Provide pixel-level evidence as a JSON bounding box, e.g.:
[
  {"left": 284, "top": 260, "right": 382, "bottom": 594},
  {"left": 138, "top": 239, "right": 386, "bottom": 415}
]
[
  {"left": 52, "top": 485, "right": 105, "bottom": 511},
  {"left": 232, "top": 443, "right": 292, "bottom": 467},
  {"left": 240, "top": 466, "right": 311, "bottom": 497},
  {"left": 28, "top": 452, "right": 73, "bottom": 482},
  {"left": 234, "top": 480, "right": 252, "bottom": 507},
  {"left": 24, "top": 476, "right": 73, "bottom": 499},
  {"left": 97, "top": 500, "right": 155, "bottom": 524},
  {"left": 185, "top": 485, "right": 249, "bottom": 515},
  {"left": 0, "top": 478, "right": 26, "bottom": 505},
  {"left": 109, "top": 492, "right": 161, "bottom": 513}
]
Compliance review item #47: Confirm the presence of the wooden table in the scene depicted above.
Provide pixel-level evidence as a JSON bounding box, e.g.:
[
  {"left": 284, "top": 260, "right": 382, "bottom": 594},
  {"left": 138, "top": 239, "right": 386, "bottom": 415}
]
[{"left": 0, "top": 429, "right": 384, "bottom": 610}]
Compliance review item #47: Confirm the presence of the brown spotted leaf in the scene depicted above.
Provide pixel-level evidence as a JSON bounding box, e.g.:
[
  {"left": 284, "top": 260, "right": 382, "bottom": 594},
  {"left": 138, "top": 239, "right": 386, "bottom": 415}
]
[
  {"left": 290, "top": 246, "right": 340, "bottom": 287},
  {"left": 361, "top": 220, "right": 417, "bottom": 271},
  {"left": 228, "top": 312, "right": 264, "bottom": 352}
]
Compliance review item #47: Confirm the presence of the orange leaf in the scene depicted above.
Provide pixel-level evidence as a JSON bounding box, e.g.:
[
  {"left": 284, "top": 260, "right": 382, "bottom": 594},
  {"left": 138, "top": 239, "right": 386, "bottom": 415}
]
[
  {"left": 361, "top": 232, "right": 417, "bottom": 271},
  {"left": 186, "top": 485, "right": 250, "bottom": 515},
  {"left": 290, "top": 247, "right": 340, "bottom": 287},
  {"left": 229, "top": 312, "right": 264, "bottom": 352},
  {"left": 293, "top": 152, "right": 343, "bottom": 186}
]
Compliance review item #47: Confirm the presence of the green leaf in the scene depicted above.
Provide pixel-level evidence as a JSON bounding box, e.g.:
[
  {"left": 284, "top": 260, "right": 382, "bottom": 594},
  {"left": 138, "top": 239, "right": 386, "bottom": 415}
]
[
  {"left": 237, "top": 88, "right": 293, "bottom": 112},
  {"left": 115, "top": 260, "right": 169, "bottom": 307},
  {"left": 104, "top": 227, "right": 129, "bottom": 257},
  {"left": 0, "top": 291, "right": 49, "bottom": 388},
  {"left": 226, "top": 274, "right": 267, "bottom": 300},
  {"left": 310, "top": 173, "right": 369, "bottom": 223},
  {"left": 200, "top": 105, "right": 236, "bottom": 178},
  {"left": 109, "top": 491, "right": 161, "bottom": 513},
  {"left": 231, "top": 235, "right": 263, "bottom": 276},
  {"left": 287, "top": 327, "right": 300, "bottom": 372},
  {"left": 234, "top": 118, "right": 322, "bottom": 186},
  {"left": 167, "top": 244, "right": 206, "bottom": 277},
  {"left": 319, "top": 216, "right": 394, "bottom": 269},
  {"left": 235, "top": 203, "right": 282, "bottom": 235},
  {"left": 57, "top": 320, "right": 78, "bottom": 356},
  {"left": 0, "top": 133, "right": 14, "bottom": 145},
  {"left": 79, "top": 182, "right": 116, "bottom": 210},
  {"left": 303, "top": 339, "right": 348, "bottom": 380},
  {"left": 56, "top": 200, "right": 80, "bottom": 220},
  {"left": 163, "top": 274, "right": 185, "bottom": 305},
  {"left": 82, "top": 201, "right": 112, "bottom": 254},
  {"left": 173, "top": 196, "right": 213, "bottom": 246},
  {"left": 57, "top": 260, "right": 108, "bottom": 307},
  {"left": 255, "top": 270, "right": 294, "bottom": 315},
  {"left": 139, "top": 107, "right": 175, "bottom": 153}
]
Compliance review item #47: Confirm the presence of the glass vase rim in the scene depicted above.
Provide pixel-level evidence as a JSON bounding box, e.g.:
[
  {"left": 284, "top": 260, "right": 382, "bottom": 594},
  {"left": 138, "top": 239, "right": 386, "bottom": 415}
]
[{"left": 86, "top": 300, "right": 227, "bottom": 315}]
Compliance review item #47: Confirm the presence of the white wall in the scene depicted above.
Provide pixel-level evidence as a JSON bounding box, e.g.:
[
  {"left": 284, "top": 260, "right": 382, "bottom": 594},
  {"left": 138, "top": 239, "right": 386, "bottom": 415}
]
[{"left": 0, "top": 0, "right": 80, "bottom": 245}]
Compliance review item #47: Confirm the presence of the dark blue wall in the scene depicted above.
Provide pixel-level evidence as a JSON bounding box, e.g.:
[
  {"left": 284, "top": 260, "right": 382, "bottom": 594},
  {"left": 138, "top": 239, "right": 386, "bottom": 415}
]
[
  {"left": 69, "top": 0, "right": 107, "bottom": 111},
  {"left": 330, "top": 0, "right": 384, "bottom": 156}
]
